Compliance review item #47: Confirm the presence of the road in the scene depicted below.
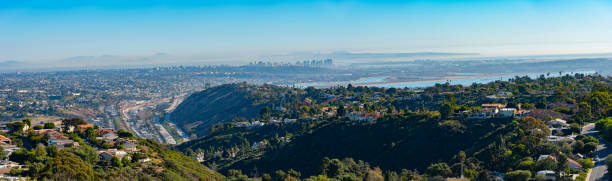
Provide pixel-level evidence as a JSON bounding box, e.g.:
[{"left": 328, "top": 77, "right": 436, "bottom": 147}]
[{"left": 582, "top": 123, "right": 611, "bottom": 181}]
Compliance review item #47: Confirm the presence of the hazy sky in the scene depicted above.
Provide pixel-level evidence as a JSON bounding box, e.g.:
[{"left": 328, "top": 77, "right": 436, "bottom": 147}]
[{"left": 2, "top": 0, "right": 612, "bottom": 62}]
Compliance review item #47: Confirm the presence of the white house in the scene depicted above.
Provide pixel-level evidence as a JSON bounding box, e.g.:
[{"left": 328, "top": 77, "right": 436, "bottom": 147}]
[
  {"left": 499, "top": 108, "right": 516, "bottom": 117},
  {"left": 536, "top": 170, "right": 556, "bottom": 181}
]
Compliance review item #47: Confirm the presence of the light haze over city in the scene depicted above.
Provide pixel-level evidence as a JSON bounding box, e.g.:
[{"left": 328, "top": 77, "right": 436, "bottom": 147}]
[{"left": 2, "top": 0, "right": 612, "bottom": 67}]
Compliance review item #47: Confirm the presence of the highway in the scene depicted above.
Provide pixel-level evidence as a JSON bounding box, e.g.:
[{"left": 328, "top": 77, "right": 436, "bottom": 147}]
[{"left": 583, "top": 123, "right": 610, "bottom": 181}]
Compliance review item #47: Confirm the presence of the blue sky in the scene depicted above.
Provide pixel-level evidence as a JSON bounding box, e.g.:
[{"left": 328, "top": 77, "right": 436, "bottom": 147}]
[{"left": 1, "top": 0, "right": 612, "bottom": 62}]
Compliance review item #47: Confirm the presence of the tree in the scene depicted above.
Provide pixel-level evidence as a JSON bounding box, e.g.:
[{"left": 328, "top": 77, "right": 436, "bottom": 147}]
[
  {"left": 42, "top": 152, "right": 95, "bottom": 180},
  {"left": 505, "top": 170, "right": 531, "bottom": 181},
  {"left": 477, "top": 170, "right": 492, "bottom": 181},
  {"left": 440, "top": 103, "right": 453, "bottom": 120},
  {"left": 22, "top": 118, "right": 31, "bottom": 127},
  {"left": 0, "top": 149, "right": 5, "bottom": 160},
  {"left": 536, "top": 157, "right": 557, "bottom": 171},
  {"left": 325, "top": 159, "right": 346, "bottom": 178},
  {"left": 32, "top": 125, "right": 43, "bottom": 130},
  {"left": 111, "top": 156, "right": 122, "bottom": 168},
  {"left": 576, "top": 102, "right": 592, "bottom": 121},
  {"left": 6, "top": 121, "right": 25, "bottom": 133},
  {"left": 62, "top": 118, "right": 86, "bottom": 131},
  {"left": 259, "top": 107, "right": 271, "bottom": 118},
  {"left": 68, "top": 145, "right": 99, "bottom": 165},
  {"left": 426, "top": 163, "right": 452, "bottom": 177},
  {"left": 573, "top": 140, "right": 585, "bottom": 153},
  {"left": 117, "top": 129, "right": 134, "bottom": 138},
  {"left": 43, "top": 123, "right": 55, "bottom": 129},
  {"left": 607, "top": 154, "right": 612, "bottom": 173},
  {"left": 583, "top": 142, "right": 598, "bottom": 153},
  {"left": 579, "top": 158, "right": 594, "bottom": 168},
  {"left": 337, "top": 105, "right": 346, "bottom": 117}
]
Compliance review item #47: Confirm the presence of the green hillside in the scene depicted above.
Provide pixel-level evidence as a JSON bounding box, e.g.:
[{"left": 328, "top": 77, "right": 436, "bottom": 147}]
[{"left": 175, "top": 74, "right": 611, "bottom": 180}]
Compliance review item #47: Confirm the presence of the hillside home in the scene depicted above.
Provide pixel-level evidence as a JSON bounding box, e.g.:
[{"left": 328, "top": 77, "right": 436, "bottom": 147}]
[
  {"left": 0, "top": 135, "right": 11, "bottom": 145},
  {"left": 499, "top": 108, "right": 516, "bottom": 117},
  {"left": 48, "top": 139, "right": 79, "bottom": 149},
  {"left": 549, "top": 119, "right": 568, "bottom": 128},
  {"left": 567, "top": 158, "right": 582, "bottom": 170},
  {"left": 78, "top": 124, "right": 95, "bottom": 132},
  {"left": 479, "top": 103, "right": 505, "bottom": 118},
  {"left": 1, "top": 145, "right": 20, "bottom": 157},
  {"left": 96, "top": 129, "right": 119, "bottom": 145},
  {"left": 347, "top": 112, "right": 383, "bottom": 122},
  {"left": 536, "top": 170, "right": 556, "bottom": 181},
  {"left": 538, "top": 155, "right": 556, "bottom": 161},
  {"left": 235, "top": 122, "right": 250, "bottom": 127},
  {"left": 99, "top": 149, "right": 128, "bottom": 161},
  {"left": 122, "top": 139, "right": 138, "bottom": 151},
  {"left": 548, "top": 135, "right": 575, "bottom": 144}
]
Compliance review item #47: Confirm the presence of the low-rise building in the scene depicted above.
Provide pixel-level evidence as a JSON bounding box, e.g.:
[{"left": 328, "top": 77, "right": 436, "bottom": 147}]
[
  {"left": 99, "top": 149, "right": 128, "bottom": 161},
  {"left": 549, "top": 118, "right": 568, "bottom": 128},
  {"left": 536, "top": 170, "right": 556, "bottom": 181},
  {"left": 499, "top": 108, "right": 516, "bottom": 117},
  {"left": 567, "top": 158, "right": 582, "bottom": 170},
  {"left": 78, "top": 124, "right": 95, "bottom": 132},
  {"left": 48, "top": 139, "right": 79, "bottom": 149},
  {"left": 0, "top": 135, "right": 11, "bottom": 145},
  {"left": 347, "top": 112, "right": 383, "bottom": 122},
  {"left": 122, "top": 139, "right": 138, "bottom": 151},
  {"left": 537, "top": 155, "right": 556, "bottom": 161}
]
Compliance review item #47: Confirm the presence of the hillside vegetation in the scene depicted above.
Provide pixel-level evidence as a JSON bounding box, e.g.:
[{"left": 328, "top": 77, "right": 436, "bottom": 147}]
[
  {"left": 175, "top": 74, "right": 611, "bottom": 180},
  {"left": 171, "top": 84, "right": 275, "bottom": 136}
]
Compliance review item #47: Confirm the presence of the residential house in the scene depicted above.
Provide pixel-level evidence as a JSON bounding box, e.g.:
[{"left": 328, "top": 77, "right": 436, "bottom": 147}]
[
  {"left": 37, "top": 130, "right": 68, "bottom": 140},
  {"left": 251, "top": 121, "right": 265, "bottom": 127},
  {"left": 1, "top": 145, "right": 19, "bottom": 157},
  {"left": 251, "top": 140, "right": 267, "bottom": 149},
  {"left": 548, "top": 135, "right": 575, "bottom": 144},
  {"left": 283, "top": 118, "right": 297, "bottom": 124},
  {"left": 78, "top": 124, "right": 95, "bottom": 132},
  {"left": 347, "top": 112, "right": 383, "bottom": 122},
  {"left": 122, "top": 139, "right": 138, "bottom": 151},
  {"left": 274, "top": 106, "right": 286, "bottom": 112},
  {"left": 538, "top": 155, "right": 556, "bottom": 161},
  {"left": 549, "top": 119, "right": 568, "bottom": 128},
  {"left": 548, "top": 119, "right": 572, "bottom": 136},
  {"left": 96, "top": 129, "right": 119, "bottom": 146},
  {"left": 446, "top": 178, "right": 469, "bottom": 181},
  {"left": 0, "top": 135, "right": 11, "bottom": 145},
  {"left": 515, "top": 110, "right": 529, "bottom": 118},
  {"left": 536, "top": 170, "right": 556, "bottom": 181},
  {"left": 38, "top": 130, "right": 78, "bottom": 149},
  {"left": 138, "top": 158, "right": 152, "bottom": 163},
  {"left": 235, "top": 122, "right": 250, "bottom": 127},
  {"left": 48, "top": 139, "right": 79, "bottom": 149},
  {"left": 479, "top": 103, "right": 505, "bottom": 118},
  {"left": 499, "top": 108, "right": 516, "bottom": 117},
  {"left": 0, "top": 160, "right": 23, "bottom": 176},
  {"left": 567, "top": 158, "right": 582, "bottom": 170},
  {"left": 99, "top": 149, "right": 128, "bottom": 161}
]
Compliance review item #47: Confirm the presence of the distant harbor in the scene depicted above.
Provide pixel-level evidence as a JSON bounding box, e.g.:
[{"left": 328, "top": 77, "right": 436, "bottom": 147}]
[{"left": 295, "top": 70, "right": 598, "bottom": 88}]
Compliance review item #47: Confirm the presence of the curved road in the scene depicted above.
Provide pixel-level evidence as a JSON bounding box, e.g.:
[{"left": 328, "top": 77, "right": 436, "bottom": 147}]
[{"left": 583, "top": 123, "right": 610, "bottom": 181}]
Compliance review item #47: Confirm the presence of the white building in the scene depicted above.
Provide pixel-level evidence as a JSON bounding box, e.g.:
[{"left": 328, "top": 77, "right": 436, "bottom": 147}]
[{"left": 499, "top": 108, "right": 516, "bottom": 117}]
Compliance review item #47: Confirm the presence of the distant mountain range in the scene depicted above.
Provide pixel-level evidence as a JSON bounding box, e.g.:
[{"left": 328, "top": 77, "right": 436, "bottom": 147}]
[
  {"left": 258, "top": 51, "right": 479, "bottom": 62},
  {"left": 4, "top": 51, "right": 612, "bottom": 73}
]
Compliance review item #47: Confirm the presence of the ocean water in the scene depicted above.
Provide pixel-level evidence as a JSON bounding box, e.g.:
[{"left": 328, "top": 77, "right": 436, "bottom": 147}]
[{"left": 293, "top": 71, "right": 598, "bottom": 88}]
